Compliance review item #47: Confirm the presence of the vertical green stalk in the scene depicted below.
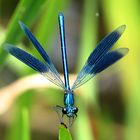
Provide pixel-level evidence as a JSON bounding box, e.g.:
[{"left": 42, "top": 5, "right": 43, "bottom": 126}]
[
  {"left": 21, "top": 107, "right": 30, "bottom": 140},
  {"left": 35, "top": 0, "right": 70, "bottom": 48},
  {"left": 30, "top": 0, "right": 70, "bottom": 60},
  {"left": 102, "top": 0, "right": 140, "bottom": 140},
  {"left": 75, "top": 0, "right": 98, "bottom": 140},
  {"left": 5, "top": 92, "right": 33, "bottom": 140},
  {"left": 0, "top": 0, "right": 47, "bottom": 65}
]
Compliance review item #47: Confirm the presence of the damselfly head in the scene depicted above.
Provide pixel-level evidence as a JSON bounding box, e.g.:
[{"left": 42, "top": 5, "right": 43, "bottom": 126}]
[
  {"left": 62, "top": 106, "right": 78, "bottom": 117},
  {"left": 54, "top": 105, "right": 78, "bottom": 128}
]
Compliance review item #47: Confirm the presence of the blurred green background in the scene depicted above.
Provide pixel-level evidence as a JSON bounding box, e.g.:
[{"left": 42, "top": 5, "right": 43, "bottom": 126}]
[{"left": 0, "top": 0, "right": 139, "bottom": 140}]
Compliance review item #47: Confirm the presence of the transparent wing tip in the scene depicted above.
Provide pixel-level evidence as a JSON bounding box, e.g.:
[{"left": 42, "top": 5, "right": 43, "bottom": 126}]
[
  {"left": 117, "top": 48, "right": 129, "bottom": 56},
  {"left": 116, "top": 25, "right": 126, "bottom": 35},
  {"left": 18, "top": 20, "right": 27, "bottom": 31},
  {"left": 18, "top": 20, "right": 23, "bottom": 26},
  {"left": 71, "top": 83, "right": 79, "bottom": 91},
  {"left": 4, "top": 43, "right": 13, "bottom": 51}
]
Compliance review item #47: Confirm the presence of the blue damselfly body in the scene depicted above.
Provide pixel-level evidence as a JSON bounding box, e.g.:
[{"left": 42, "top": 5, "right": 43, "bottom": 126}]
[{"left": 4, "top": 13, "right": 129, "bottom": 125}]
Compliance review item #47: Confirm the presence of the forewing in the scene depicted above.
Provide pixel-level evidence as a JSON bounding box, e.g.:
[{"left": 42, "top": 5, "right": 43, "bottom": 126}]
[
  {"left": 72, "top": 25, "right": 127, "bottom": 90},
  {"left": 5, "top": 44, "right": 65, "bottom": 89},
  {"left": 19, "top": 21, "right": 63, "bottom": 86}
]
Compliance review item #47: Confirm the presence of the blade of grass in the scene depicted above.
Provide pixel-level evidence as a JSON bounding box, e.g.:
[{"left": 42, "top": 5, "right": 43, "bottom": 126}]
[
  {"left": 5, "top": 92, "right": 33, "bottom": 140},
  {"left": 21, "top": 107, "right": 30, "bottom": 140},
  {"left": 102, "top": 0, "right": 140, "bottom": 140},
  {"left": 0, "top": 0, "right": 47, "bottom": 65},
  {"left": 75, "top": 0, "right": 99, "bottom": 140},
  {"left": 35, "top": 0, "right": 70, "bottom": 48},
  {"left": 28, "top": 0, "right": 70, "bottom": 63}
]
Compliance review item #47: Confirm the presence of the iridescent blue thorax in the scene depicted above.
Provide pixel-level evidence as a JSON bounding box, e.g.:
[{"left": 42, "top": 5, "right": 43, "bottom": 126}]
[
  {"left": 64, "top": 90, "right": 74, "bottom": 106},
  {"left": 63, "top": 90, "right": 77, "bottom": 117}
]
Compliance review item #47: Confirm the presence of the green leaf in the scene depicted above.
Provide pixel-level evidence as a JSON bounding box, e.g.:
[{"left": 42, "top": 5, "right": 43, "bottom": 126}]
[{"left": 59, "top": 123, "right": 72, "bottom": 140}]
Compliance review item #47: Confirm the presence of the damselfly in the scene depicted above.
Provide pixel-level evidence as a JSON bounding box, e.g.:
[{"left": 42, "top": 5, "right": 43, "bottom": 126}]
[{"left": 4, "top": 13, "right": 129, "bottom": 124}]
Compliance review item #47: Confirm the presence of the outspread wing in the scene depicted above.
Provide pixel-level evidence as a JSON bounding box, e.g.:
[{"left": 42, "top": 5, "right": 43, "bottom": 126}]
[
  {"left": 72, "top": 25, "right": 128, "bottom": 90},
  {"left": 5, "top": 21, "right": 66, "bottom": 90},
  {"left": 19, "top": 21, "right": 64, "bottom": 85},
  {"left": 5, "top": 44, "right": 65, "bottom": 89}
]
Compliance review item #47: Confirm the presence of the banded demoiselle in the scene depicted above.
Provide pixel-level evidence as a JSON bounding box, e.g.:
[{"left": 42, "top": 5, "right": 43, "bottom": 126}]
[{"left": 4, "top": 13, "right": 129, "bottom": 124}]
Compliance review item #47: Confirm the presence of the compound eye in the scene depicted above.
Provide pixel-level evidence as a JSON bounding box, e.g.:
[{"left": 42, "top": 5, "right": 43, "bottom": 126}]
[
  {"left": 62, "top": 108, "right": 67, "bottom": 114},
  {"left": 74, "top": 107, "right": 78, "bottom": 113}
]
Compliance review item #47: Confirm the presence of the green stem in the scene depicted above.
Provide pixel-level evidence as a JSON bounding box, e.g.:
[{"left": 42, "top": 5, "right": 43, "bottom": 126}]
[
  {"left": 75, "top": 0, "right": 99, "bottom": 140},
  {"left": 102, "top": 0, "right": 140, "bottom": 139},
  {"left": 21, "top": 107, "right": 30, "bottom": 140}
]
